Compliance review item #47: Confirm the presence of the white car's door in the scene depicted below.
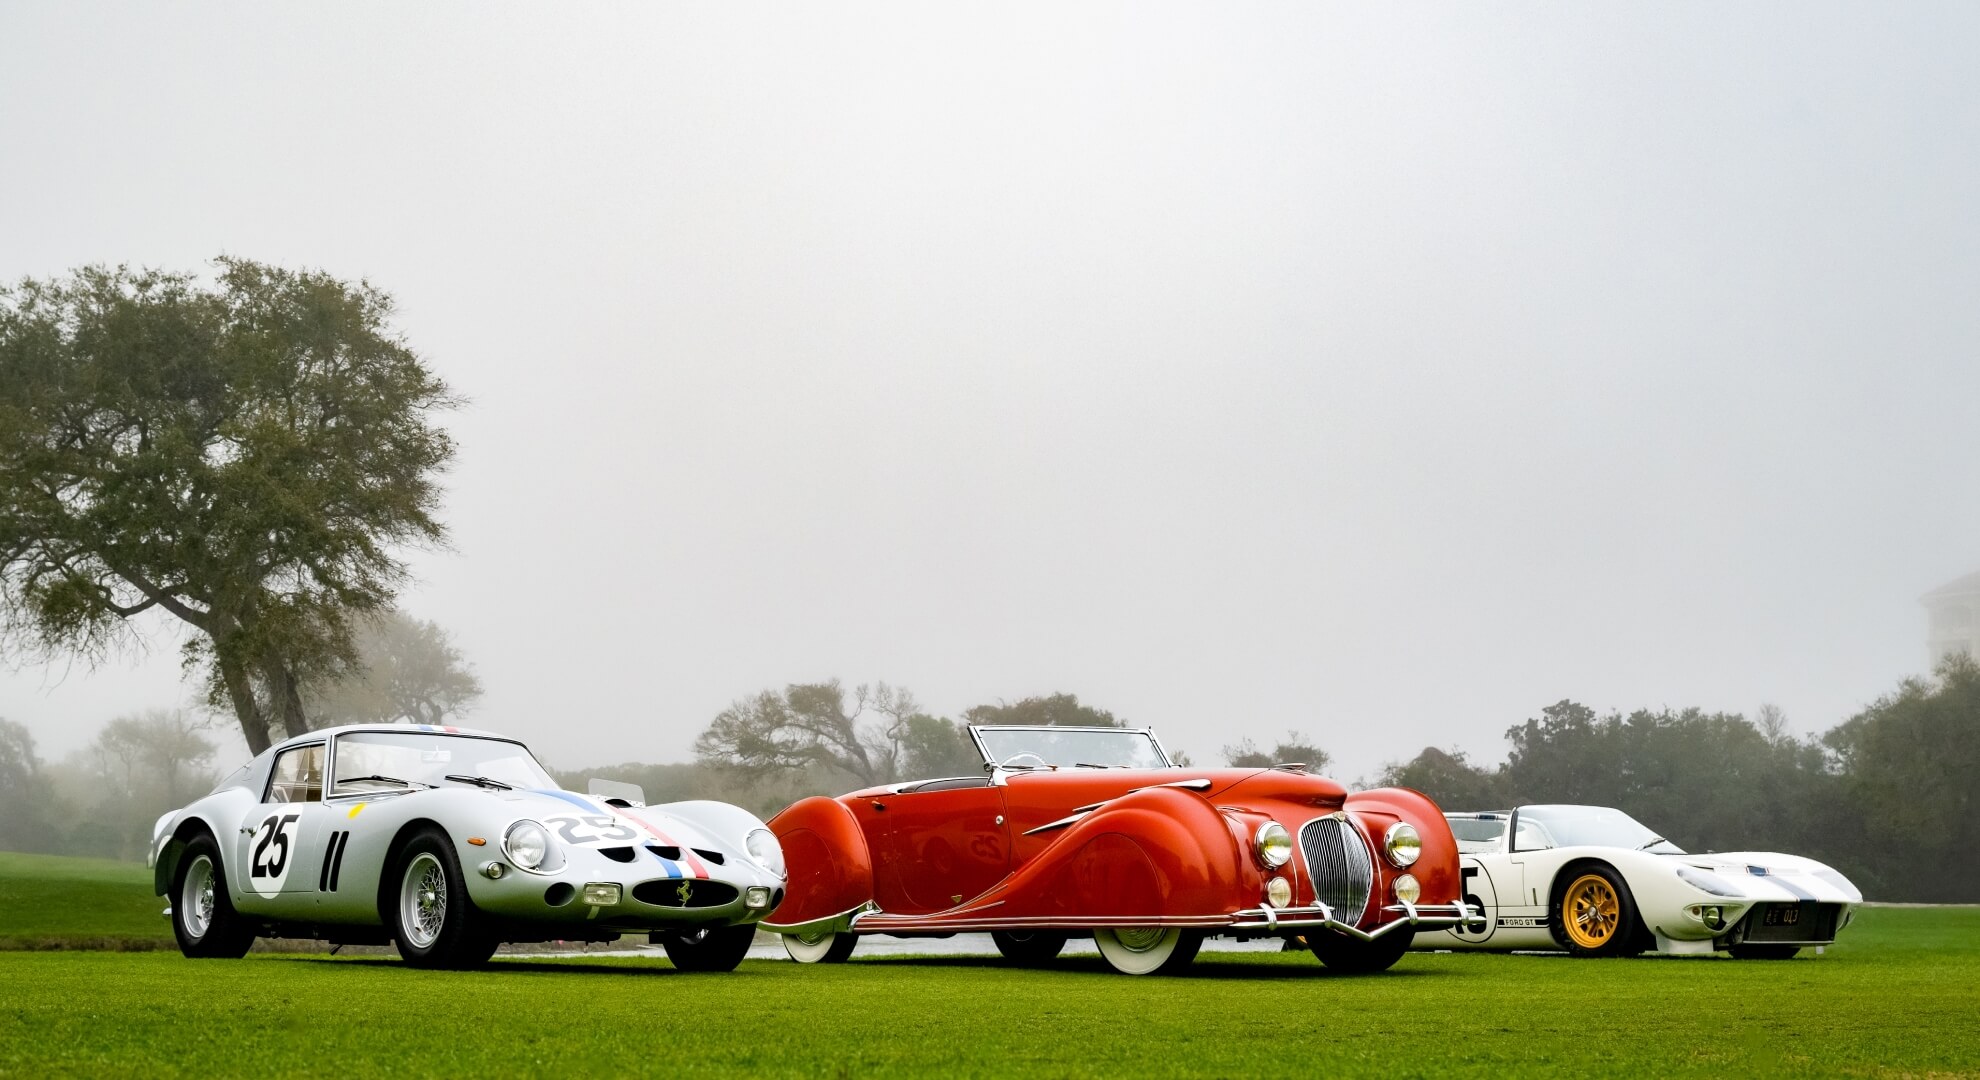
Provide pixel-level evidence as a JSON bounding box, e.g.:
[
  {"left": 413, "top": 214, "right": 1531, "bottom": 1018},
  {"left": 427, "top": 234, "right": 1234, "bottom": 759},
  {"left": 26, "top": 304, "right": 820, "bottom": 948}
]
[{"left": 234, "top": 742, "right": 332, "bottom": 913}]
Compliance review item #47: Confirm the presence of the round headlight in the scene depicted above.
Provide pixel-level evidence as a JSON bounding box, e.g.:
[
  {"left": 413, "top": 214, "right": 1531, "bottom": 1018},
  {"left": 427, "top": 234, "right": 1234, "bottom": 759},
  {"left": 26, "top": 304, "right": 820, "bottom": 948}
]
[
  {"left": 1394, "top": 873, "right": 1421, "bottom": 905},
  {"left": 1383, "top": 822, "right": 1421, "bottom": 868},
  {"left": 504, "top": 820, "right": 550, "bottom": 871},
  {"left": 746, "top": 828, "right": 785, "bottom": 877},
  {"left": 1255, "top": 822, "right": 1293, "bottom": 869},
  {"left": 1265, "top": 876, "right": 1293, "bottom": 908}
]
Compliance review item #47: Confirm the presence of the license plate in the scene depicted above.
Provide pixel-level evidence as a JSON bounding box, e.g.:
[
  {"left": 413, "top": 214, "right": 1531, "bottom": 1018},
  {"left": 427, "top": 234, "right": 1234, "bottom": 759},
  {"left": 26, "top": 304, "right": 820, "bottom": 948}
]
[{"left": 1763, "top": 906, "right": 1801, "bottom": 927}]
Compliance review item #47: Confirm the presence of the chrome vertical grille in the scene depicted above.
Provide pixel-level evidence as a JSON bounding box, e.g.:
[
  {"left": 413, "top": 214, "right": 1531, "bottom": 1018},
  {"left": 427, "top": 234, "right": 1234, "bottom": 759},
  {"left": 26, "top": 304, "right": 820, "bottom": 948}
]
[{"left": 1300, "top": 815, "right": 1374, "bottom": 923}]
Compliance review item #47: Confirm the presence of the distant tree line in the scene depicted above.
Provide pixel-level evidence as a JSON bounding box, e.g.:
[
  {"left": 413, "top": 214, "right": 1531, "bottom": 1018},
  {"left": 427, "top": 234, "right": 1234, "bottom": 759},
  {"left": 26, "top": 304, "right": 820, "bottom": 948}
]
[
  {"left": 1381, "top": 657, "right": 1980, "bottom": 903},
  {"left": 0, "top": 710, "right": 221, "bottom": 861},
  {"left": 0, "top": 613, "right": 480, "bottom": 861}
]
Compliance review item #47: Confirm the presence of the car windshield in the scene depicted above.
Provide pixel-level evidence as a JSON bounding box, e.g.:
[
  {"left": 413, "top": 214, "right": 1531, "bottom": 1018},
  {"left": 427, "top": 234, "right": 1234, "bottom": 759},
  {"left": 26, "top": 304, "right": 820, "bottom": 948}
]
[
  {"left": 331, "top": 731, "right": 555, "bottom": 795},
  {"left": 1447, "top": 816, "right": 1507, "bottom": 853},
  {"left": 972, "top": 726, "right": 1172, "bottom": 770},
  {"left": 1513, "top": 805, "right": 1686, "bottom": 854}
]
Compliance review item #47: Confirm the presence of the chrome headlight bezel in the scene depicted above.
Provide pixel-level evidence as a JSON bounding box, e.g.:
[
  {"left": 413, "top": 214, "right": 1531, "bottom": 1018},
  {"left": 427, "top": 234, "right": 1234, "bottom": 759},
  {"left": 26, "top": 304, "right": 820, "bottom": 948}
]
[
  {"left": 1255, "top": 821, "right": 1294, "bottom": 869},
  {"left": 1383, "top": 822, "right": 1422, "bottom": 868},
  {"left": 1393, "top": 872, "right": 1422, "bottom": 905},
  {"left": 745, "top": 828, "right": 785, "bottom": 878},
  {"left": 503, "top": 819, "right": 563, "bottom": 874}
]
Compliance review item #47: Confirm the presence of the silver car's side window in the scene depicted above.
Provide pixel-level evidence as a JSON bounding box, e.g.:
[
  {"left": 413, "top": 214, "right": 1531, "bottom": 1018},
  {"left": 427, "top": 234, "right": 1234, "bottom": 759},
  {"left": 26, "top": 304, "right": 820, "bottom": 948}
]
[{"left": 267, "top": 744, "right": 325, "bottom": 803}]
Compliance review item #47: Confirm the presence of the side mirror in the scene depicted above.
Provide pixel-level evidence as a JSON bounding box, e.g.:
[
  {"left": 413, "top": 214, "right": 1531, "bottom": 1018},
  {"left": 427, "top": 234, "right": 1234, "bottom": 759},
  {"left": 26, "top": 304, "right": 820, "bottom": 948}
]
[{"left": 587, "top": 778, "right": 646, "bottom": 808}]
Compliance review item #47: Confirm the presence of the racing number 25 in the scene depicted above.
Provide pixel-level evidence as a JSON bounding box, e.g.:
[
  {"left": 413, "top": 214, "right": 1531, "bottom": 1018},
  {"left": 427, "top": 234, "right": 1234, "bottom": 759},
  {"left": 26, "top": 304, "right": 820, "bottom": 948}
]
[
  {"left": 251, "top": 813, "right": 301, "bottom": 878},
  {"left": 546, "top": 815, "right": 636, "bottom": 845}
]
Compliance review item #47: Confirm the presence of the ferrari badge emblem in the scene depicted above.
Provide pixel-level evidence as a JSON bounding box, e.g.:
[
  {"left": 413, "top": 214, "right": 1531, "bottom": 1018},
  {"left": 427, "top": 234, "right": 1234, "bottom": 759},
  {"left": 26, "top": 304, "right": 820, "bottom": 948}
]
[{"left": 676, "top": 881, "right": 693, "bottom": 904}]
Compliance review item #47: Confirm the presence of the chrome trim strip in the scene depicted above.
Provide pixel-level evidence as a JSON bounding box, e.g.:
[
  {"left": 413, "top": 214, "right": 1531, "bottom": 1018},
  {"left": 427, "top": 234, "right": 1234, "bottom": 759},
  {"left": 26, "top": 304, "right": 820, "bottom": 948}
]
[
  {"left": 1023, "top": 812, "right": 1093, "bottom": 836},
  {"left": 759, "top": 901, "right": 876, "bottom": 937}
]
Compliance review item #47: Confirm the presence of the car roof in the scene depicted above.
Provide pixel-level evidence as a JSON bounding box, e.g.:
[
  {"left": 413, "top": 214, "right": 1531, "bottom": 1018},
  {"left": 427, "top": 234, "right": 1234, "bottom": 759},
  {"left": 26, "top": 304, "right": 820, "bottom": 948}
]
[{"left": 267, "top": 723, "right": 518, "bottom": 754}]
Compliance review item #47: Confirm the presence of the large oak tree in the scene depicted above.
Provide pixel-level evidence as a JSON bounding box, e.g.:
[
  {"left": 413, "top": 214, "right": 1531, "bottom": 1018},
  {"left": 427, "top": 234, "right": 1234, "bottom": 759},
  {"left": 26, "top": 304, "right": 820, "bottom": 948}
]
[{"left": 0, "top": 259, "right": 458, "bottom": 753}]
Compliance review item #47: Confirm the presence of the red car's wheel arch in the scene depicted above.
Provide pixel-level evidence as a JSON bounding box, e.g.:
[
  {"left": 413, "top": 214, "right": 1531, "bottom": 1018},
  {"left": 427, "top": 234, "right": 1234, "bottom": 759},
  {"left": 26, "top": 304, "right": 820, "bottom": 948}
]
[
  {"left": 766, "top": 796, "right": 875, "bottom": 926},
  {"left": 1343, "top": 786, "right": 1461, "bottom": 906}
]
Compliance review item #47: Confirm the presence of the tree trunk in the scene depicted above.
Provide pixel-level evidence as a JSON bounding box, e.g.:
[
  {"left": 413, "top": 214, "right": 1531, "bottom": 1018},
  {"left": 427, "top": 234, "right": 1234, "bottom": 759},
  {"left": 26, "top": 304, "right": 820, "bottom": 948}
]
[
  {"left": 220, "top": 654, "right": 272, "bottom": 755},
  {"left": 261, "top": 654, "right": 311, "bottom": 740}
]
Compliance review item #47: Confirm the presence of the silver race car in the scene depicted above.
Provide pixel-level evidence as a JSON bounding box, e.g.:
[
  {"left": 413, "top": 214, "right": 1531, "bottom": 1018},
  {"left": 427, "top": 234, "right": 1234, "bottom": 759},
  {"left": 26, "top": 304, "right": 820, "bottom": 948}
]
[{"left": 148, "top": 724, "right": 787, "bottom": 970}]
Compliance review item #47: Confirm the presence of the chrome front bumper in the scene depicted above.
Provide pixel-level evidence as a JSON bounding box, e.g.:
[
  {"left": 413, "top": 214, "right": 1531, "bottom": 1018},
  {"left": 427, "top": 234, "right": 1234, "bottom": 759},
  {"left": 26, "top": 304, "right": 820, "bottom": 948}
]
[
  {"left": 1228, "top": 900, "right": 1478, "bottom": 940},
  {"left": 766, "top": 900, "right": 1479, "bottom": 940}
]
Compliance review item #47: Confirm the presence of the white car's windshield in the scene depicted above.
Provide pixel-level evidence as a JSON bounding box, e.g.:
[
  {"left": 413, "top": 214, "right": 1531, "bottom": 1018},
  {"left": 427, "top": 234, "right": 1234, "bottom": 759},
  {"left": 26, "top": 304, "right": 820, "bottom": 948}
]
[
  {"left": 331, "top": 731, "right": 555, "bottom": 795},
  {"left": 973, "top": 726, "right": 1172, "bottom": 770},
  {"left": 1447, "top": 816, "right": 1508, "bottom": 854},
  {"left": 1513, "top": 805, "right": 1685, "bottom": 854}
]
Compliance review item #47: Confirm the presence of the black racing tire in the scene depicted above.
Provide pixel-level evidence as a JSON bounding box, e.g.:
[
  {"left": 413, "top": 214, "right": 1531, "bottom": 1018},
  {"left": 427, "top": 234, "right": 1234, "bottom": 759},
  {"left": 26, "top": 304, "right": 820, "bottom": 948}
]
[
  {"left": 991, "top": 930, "right": 1069, "bottom": 965},
  {"left": 659, "top": 925, "right": 757, "bottom": 972},
  {"left": 1307, "top": 926, "right": 1414, "bottom": 974},
  {"left": 171, "top": 834, "right": 256, "bottom": 959},
  {"left": 388, "top": 827, "right": 492, "bottom": 969},
  {"left": 1551, "top": 864, "right": 1646, "bottom": 958},
  {"left": 1729, "top": 944, "right": 1801, "bottom": 960}
]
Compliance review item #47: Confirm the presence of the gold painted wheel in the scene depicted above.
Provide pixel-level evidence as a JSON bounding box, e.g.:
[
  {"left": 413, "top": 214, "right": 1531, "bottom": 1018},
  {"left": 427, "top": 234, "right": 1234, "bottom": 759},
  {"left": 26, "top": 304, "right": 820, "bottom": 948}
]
[{"left": 1562, "top": 873, "right": 1620, "bottom": 949}]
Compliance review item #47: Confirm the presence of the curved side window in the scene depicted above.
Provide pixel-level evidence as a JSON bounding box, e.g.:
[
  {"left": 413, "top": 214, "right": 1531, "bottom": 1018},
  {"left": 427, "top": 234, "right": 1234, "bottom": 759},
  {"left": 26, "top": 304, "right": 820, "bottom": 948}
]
[{"left": 266, "top": 744, "right": 326, "bottom": 803}]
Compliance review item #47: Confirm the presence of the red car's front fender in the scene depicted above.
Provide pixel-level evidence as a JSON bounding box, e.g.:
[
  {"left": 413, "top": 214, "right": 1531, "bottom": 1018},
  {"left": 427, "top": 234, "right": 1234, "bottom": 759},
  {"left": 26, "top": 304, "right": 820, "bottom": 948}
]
[{"left": 765, "top": 796, "right": 873, "bottom": 926}]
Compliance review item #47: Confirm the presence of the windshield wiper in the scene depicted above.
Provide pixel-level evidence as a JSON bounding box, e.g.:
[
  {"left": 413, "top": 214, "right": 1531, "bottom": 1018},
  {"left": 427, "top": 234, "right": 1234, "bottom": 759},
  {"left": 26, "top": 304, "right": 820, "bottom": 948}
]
[
  {"left": 1638, "top": 836, "right": 1668, "bottom": 851},
  {"left": 1073, "top": 762, "right": 1123, "bottom": 769},
  {"left": 445, "top": 774, "right": 513, "bottom": 790},
  {"left": 340, "top": 774, "right": 429, "bottom": 789}
]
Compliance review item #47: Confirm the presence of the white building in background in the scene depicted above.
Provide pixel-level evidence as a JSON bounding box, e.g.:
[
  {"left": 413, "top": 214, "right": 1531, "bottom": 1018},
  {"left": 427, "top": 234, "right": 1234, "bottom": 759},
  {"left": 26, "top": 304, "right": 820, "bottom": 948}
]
[{"left": 1921, "top": 571, "right": 1980, "bottom": 664}]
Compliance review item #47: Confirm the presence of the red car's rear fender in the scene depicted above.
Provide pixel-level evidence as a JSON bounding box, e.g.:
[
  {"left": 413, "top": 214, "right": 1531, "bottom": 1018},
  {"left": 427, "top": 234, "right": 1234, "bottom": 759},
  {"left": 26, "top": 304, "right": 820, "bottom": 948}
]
[
  {"left": 766, "top": 796, "right": 873, "bottom": 925},
  {"left": 982, "top": 785, "right": 1255, "bottom": 920}
]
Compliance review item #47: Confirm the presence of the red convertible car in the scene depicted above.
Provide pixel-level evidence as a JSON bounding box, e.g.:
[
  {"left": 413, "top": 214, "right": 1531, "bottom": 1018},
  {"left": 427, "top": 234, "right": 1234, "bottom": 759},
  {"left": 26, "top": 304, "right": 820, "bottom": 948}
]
[{"left": 761, "top": 725, "right": 1471, "bottom": 974}]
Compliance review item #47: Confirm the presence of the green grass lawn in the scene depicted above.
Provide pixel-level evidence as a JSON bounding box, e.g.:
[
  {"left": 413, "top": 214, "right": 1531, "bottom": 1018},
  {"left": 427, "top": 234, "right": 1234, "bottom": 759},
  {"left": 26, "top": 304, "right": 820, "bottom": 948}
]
[
  {"left": 0, "top": 904, "right": 1974, "bottom": 1077},
  {"left": 0, "top": 851, "right": 171, "bottom": 949}
]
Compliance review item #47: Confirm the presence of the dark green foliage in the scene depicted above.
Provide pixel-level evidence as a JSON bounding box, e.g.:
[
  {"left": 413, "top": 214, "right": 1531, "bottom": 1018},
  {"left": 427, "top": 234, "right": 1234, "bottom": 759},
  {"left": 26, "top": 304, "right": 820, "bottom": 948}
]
[
  {"left": 0, "top": 720, "right": 60, "bottom": 855},
  {"left": 961, "top": 692, "right": 1121, "bottom": 728},
  {"left": 1380, "top": 662, "right": 1980, "bottom": 900},
  {"left": 1823, "top": 655, "right": 1980, "bottom": 902},
  {"left": 1380, "top": 746, "right": 1509, "bottom": 807},
  {"left": 0, "top": 261, "right": 459, "bottom": 753},
  {"left": 1223, "top": 731, "right": 1330, "bottom": 770}
]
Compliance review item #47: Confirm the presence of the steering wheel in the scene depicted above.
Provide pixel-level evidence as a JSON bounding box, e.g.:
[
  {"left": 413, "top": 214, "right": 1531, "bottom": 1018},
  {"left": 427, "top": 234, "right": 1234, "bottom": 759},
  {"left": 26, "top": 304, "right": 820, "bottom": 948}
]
[{"left": 1000, "top": 752, "right": 1048, "bottom": 769}]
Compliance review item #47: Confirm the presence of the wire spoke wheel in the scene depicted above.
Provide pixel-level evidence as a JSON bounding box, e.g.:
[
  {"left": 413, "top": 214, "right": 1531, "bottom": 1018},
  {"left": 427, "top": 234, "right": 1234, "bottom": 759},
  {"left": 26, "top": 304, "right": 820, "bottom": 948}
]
[{"left": 401, "top": 853, "right": 448, "bottom": 949}]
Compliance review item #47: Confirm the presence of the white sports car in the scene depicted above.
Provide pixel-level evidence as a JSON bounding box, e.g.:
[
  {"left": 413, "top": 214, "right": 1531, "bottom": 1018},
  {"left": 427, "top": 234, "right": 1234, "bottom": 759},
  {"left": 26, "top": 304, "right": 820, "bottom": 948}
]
[
  {"left": 1419, "top": 805, "right": 1861, "bottom": 959},
  {"left": 148, "top": 724, "right": 787, "bottom": 970}
]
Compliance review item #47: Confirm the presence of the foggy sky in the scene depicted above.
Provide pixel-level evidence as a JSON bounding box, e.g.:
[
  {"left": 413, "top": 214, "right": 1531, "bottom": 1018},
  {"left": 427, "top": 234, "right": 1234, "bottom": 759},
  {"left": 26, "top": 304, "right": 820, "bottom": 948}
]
[{"left": 4, "top": 3, "right": 1978, "bottom": 780}]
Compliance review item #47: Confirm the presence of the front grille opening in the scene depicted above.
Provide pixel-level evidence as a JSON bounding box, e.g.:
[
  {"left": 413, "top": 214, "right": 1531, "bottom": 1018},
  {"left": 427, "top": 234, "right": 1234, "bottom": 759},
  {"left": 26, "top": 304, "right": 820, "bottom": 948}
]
[
  {"left": 599, "top": 846, "right": 636, "bottom": 863},
  {"left": 1742, "top": 902, "right": 1842, "bottom": 943},
  {"left": 631, "top": 880, "right": 740, "bottom": 908},
  {"left": 1300, "top": 816, "right": 1374, "bottom": 923},
  {"left": 544, "top": 882, "right": 576, "bottom": 907}
]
